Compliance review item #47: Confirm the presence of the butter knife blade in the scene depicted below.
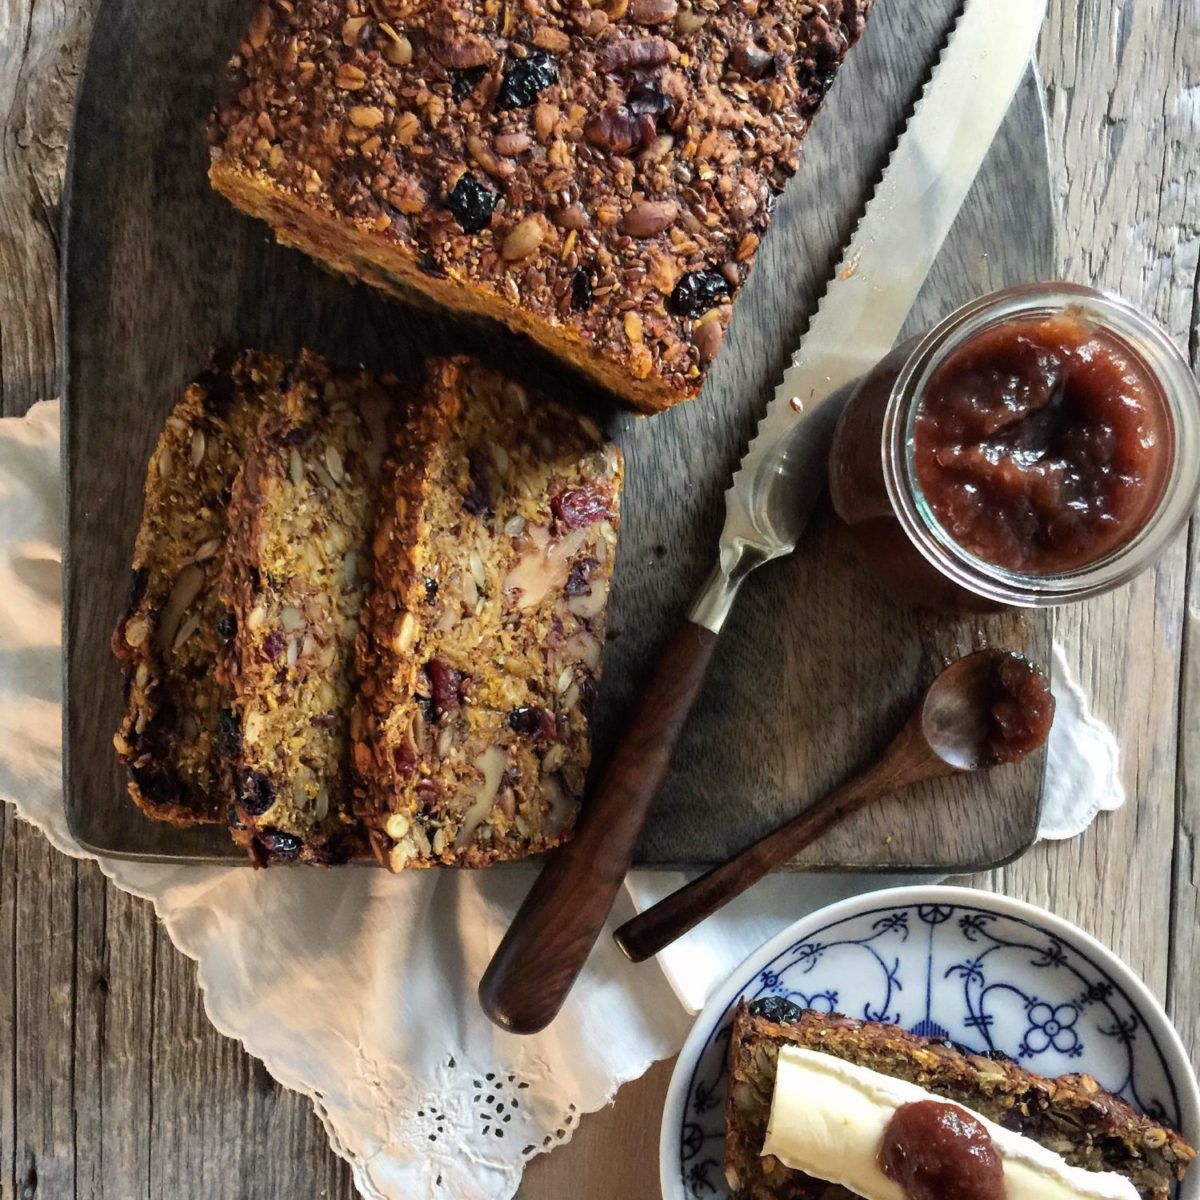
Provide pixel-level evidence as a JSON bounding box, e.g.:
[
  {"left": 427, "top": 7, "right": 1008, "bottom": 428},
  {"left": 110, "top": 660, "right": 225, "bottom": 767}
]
[{"left": 691, "top": 0, "right": 1047, "bottom": 632}]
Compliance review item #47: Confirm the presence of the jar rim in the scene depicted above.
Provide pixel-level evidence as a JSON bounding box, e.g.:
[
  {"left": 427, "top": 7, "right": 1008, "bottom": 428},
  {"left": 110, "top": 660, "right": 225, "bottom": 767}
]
[{"left": 881, "top": 282, "right": 1200, "bottom": 607}]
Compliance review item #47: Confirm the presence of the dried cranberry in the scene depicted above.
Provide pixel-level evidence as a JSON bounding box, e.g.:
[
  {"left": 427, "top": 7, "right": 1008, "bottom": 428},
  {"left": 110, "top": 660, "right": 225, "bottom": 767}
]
[
  {"left": 447, "top": 173, "right": 498, "bottom": 233},
  {"left": 564, "top": 558, "right": 598, "bottom": 595},
  {"left": 748, "top": 996, "right": 805, "bottom": 1024},
  {"left": 216, "top": 612, "right": 237, "bottom": 641},
  {"left": 570, "top": 265, "right": 594, "bottom": 312},
  {"left": 452, "top": 64, "right": 489, "bottom": 102},
  {"left": 239, "top": 769, "right": 277, "bottom": 816},
  {"left": 262, "top": 630, "right": 286, "bottom": 661},
  {"left": 669, "top": 270, "right": 733, "bottom": 318},
  {"left": 463, "top": 448, "right": 491, "bottom": 515},
  {"left": 216, "top": 709, "right": 241, "bottom": 756},
  {"left": 496, "top": 49, "right": 558, "bottom": 109},
  {"left": 428, "top": 659, "right": 466, "bottom": 717},
  {"left": 257, "top": 829, "right": 302, "bottom": 862},
  {"left": 552, "top": 486, "right": 611, "bottom": 529}
]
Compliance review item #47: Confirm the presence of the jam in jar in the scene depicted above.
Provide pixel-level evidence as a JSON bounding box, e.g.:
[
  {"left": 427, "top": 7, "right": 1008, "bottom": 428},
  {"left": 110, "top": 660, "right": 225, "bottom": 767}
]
[{"left": 829, "top": 284, "right": 1200, "bottom": 609}]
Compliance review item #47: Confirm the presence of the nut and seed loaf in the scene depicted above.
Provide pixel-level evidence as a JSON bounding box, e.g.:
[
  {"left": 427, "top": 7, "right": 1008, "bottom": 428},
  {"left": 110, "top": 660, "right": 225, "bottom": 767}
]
[
  {"left": 220, "top": 351, "right": 401, "bottom": 865},
  {"left": 112, "top": 351, "right": 286, "bottom": 824},
  {"left": 725, "top": 1000, "right": 1197, "bottom": 1200},
  {"left": 208, "top": 0, "right": 873, "bottom": 413},
  {"left": 354, "top": 357, "right": 622, "bottom": 868}
]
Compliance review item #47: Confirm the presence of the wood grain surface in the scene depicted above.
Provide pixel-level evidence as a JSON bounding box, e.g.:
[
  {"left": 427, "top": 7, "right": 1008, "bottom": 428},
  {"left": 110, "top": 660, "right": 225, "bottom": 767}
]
[
  {"left": 0, "top": 3, "right": 1197, "bottom": 1200},
  {"left": 63, "top": 0, "right": 1051, "bottom": 873}
]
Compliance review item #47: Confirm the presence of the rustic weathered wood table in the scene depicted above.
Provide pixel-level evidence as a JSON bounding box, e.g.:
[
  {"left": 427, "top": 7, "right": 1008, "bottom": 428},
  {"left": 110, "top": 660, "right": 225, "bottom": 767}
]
[{"left": 2, "top": 2, "right": 1197, "bottom": 1197}]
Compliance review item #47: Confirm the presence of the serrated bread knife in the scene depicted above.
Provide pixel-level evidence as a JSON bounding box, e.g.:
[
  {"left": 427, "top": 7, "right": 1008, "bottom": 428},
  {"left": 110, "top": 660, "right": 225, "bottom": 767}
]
[{"left": 480, "top": 0, "right": 1048, "bottom": 1034}]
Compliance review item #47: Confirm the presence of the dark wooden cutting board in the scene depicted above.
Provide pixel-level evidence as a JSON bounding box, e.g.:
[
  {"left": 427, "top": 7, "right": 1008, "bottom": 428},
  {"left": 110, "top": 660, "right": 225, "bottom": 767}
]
[{"left": 63, "top": 0, "right": 1055, "bottom": 869}]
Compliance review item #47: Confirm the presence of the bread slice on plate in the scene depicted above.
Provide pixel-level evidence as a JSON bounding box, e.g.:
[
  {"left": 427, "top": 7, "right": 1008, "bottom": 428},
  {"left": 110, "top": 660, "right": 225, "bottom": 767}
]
[
  {"left": 725, "top": 999, "right": 1197, "bottom": 1200},
  {"left": 354, "top": 357, "right": 623, "bottom": 869},
  {"left": 112, "top": 350, "right": 287, "bottom": 826}
]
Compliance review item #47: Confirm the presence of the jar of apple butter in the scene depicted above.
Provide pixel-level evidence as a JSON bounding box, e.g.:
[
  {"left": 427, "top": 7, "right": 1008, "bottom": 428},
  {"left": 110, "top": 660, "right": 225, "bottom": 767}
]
[{"left": 828, "top": 283, "right": 1200, "bottom": 609}]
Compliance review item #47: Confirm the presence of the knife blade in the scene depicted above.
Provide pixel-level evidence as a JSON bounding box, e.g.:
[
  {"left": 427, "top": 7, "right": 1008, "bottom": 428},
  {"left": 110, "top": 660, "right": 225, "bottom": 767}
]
[
  {"left": 691, "top": 0, "right": 1048, "bottom": 632},
  {"left": 479, "top": 0, "right": 1047, "bottom": 1034}
]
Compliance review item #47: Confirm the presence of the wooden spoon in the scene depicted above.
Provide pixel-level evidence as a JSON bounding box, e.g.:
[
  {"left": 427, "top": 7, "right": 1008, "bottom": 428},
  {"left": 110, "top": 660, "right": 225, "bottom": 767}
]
[{"left": 612, "top": 649, "right": 1054, "bottom": 964}]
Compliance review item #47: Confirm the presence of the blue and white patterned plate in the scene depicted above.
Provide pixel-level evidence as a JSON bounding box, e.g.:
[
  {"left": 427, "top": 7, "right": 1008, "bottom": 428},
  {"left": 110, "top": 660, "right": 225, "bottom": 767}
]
[{"left": 659, "top": 885, "right": 1199, "bottom": 1200}]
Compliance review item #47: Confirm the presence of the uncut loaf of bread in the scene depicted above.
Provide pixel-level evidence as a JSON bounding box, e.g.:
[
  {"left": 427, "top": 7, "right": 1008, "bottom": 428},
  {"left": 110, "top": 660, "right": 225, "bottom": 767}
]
[
  {"left": 354, "top": 357, "right": 623, "bottom": 869},
  {"left": 208, "top": 0, "right": 873, "bottom": 413},
  {"left": 219, "top": 351, "right": 402, "bottom": 865},
  {"left": 724, "top": 1000, "right": 1197, "bottom": 1200},
  {"left": 113, "top": 351, "right": 288, "bottom": 826}
]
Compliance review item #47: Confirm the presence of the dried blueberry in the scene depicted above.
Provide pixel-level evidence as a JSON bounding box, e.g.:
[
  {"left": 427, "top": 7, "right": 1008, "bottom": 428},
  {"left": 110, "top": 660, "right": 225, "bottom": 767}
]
[
  {"left": 463, "top": 448, "right": 491, "bottom": 515},
  {"left": 627, "top": 81, "right": 673, "bottom": 121},
  {"left": 748, "top": 996, "right": 805, "bottom": 1024},
  {"left": 417, "top": 252, "right": 448, "bottom": 279},
  {"left": 196, "top": 366, "right": 236, "bottom": 416},
  {"left": 452, "top": 64, "right": 489, "bottom": 102},
  {"left": 216, "top": 709, "right": 241, "bottom": 756},
  {"left": 569, "top": 265, "right": 594, "bottom": 312},
  {"left": 130, "top": 765, "right": 175, "bottom": 808},
  {"left": 281, "top": 425, "right": 311, "bottom": 447},
  {"left": 495, "top": 49, "right": 558, "bottom": 110},
  {"left": 216, "top": 612, "right": 237, "bottom": 641},
  {"left": 564, "top": 558, "right": 598, "bottom": 596},
  {"left": 424, "top": 576, "right": 439, "bottom": 603},
  {"left": 262, "top": 630, "right": 286, "bottom": 662},
  {"left": 508, "top": 706, "right": 540, "bottom": 737},
  {"left": 127, "top": 566, "right": 149, "bottom": 609},
  {"left": 257, "top": 829, "right": 302, "bottom": 862},
  {"left": 447, "top": 173, "right": 498, "bottom": 234},
  {"left": 669, "top": 270, "right": 733, "bottom": 318},
  {"left": 239, "top": 769, "right": 277, "bottom": 816}
]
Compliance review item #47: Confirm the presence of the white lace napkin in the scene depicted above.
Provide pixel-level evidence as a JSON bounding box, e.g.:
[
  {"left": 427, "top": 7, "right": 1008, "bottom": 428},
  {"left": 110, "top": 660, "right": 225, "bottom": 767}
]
[{"left": 0, "top": 400, "right": 1123, "bottom": 1199}]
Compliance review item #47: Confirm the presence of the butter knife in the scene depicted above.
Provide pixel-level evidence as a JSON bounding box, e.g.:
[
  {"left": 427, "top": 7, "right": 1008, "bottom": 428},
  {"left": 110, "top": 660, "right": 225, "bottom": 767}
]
[{"left": 479, "top": 0, "right": 1048, "bottom": 1034}]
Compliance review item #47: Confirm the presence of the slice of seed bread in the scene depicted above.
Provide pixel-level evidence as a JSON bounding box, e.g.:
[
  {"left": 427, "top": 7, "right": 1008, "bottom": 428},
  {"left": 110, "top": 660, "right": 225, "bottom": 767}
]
[
  {"left": 724, "top": 1000, "right": 1196, "bottom": 1200},
  {"left": 219, "top": 351, "right": 401, "bottom": 865},
  {"left": 354, "top": 357, "right": 623, "bottom": 869},
  {"left": 112, "top": 350, "right": 285, "bottom": 825}
]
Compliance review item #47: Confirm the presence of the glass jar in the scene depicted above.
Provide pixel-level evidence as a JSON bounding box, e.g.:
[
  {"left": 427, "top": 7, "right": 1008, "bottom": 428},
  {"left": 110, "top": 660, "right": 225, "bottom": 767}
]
[{"left": 828, "top": 282, "right": 1200, "bottom": 610}]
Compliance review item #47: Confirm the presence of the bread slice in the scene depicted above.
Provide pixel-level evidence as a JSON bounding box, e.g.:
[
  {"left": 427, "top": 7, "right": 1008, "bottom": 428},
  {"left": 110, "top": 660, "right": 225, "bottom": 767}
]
[
  {"left": 219, "top": 351, "right": 401, "bottom": 865},
  {"left": 354, "top": 357, "right": 623, "bottom": 868},
  {"left": 112, "top": 350, "right": 285, "bottom": 825},
  {"left": 208, "top": 0, "right": 873, "bottom": 412},
  {"left": 724, "top": 1001, "right": 1196, "bottom": 1200}
]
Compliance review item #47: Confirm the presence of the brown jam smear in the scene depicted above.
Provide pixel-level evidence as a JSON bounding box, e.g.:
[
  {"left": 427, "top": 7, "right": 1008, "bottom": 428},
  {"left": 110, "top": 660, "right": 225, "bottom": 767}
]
[
  {"left": 879, "top": 1100, "right": 1006, "bottom": 1200},
  {"left": 914, "top": 312, "right": 1171, "bottom": 574},
  {"left": 988, "top": 656, "right": 1055, "bottom": 765}
]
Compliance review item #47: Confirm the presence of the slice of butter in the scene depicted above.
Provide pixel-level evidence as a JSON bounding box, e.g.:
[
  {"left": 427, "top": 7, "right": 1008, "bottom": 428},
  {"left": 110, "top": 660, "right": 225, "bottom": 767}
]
[{"left": 763, "top": 1045, "right": 1140, "bottom": 1200}]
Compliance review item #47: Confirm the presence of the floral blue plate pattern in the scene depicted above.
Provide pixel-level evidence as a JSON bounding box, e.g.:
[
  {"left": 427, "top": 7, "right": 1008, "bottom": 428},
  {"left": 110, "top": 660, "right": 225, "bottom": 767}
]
[{"left": 659, "top": 886, "right": 1200, "bottom": 1200}]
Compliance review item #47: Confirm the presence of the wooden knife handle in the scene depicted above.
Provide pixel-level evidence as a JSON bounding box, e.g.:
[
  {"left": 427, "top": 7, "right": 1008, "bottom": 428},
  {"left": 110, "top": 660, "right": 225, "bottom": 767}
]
[
  {"left": 611, "top": 765, "right": 894, "bottom": 964},
  {"left": 478, "top": 620, "right": 720, "bottom": 1034}
]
